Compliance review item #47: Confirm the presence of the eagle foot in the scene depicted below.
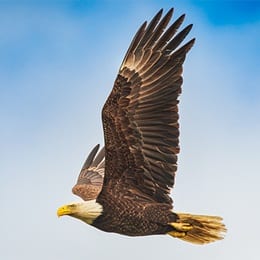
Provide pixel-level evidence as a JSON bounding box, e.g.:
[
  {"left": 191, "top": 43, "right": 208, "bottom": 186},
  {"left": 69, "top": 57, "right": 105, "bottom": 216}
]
[
  {"left": 170, "top": 222, "right": 193, "bottom": 232},
  {"left": 167, "top": 230, "right": 186, "bottom": 238}
]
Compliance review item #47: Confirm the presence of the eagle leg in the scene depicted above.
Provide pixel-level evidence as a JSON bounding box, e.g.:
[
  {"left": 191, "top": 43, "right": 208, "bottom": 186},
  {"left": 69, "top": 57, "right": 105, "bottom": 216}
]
[
  {"left": 167, "top": 222, "right": 192, "bottom": 238},
  {"left": 170, "top": 222, "right": 193, "bottom": 231},
  {"left": 167, "top": 230, "right": 186, "bottom": 238}
]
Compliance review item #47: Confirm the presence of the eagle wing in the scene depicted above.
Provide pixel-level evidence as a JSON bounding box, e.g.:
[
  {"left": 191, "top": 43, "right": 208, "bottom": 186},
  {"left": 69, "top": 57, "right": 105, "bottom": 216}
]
[
  {"left": 100, "top": 9, "right": 195, "bottom": 205},
  {"left": 72, "top": 144, "right": 105, "bottom": 201}
]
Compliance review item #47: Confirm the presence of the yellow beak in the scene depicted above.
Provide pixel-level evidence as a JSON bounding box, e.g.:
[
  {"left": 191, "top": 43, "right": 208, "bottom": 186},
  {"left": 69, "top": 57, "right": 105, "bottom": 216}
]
[{"left": 57, "top": 205, "right": 73, "bottom": 217}]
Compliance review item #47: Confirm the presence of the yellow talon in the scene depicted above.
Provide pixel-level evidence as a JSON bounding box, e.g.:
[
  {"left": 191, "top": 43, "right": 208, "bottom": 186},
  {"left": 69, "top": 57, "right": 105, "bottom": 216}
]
[
  {"left": 167, "top": 231, "right": 186, "bottom": 238},
  {"left": 170, "top": 222, "right": 193, "bottom": 232}
]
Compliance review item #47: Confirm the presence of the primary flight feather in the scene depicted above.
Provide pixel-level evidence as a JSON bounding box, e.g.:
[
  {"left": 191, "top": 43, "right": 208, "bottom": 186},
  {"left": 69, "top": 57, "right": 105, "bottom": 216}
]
[{"left": 57, "top": 8, "right": 226, "bottom": 244}]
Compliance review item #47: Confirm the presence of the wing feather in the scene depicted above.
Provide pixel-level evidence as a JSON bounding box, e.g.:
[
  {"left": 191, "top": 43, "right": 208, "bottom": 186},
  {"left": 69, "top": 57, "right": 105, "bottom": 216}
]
[
  {"left": 72, "top": 144, "right": 105, "bottom": 201},
  {"left": 100, "top": 9, "right": 195, "bottom": 204}
]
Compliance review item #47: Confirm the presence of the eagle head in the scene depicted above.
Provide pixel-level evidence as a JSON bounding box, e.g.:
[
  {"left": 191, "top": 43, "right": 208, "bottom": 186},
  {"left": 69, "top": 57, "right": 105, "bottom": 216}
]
[{"left": 57, "top": 199, "right": 103, "bottom": 225}]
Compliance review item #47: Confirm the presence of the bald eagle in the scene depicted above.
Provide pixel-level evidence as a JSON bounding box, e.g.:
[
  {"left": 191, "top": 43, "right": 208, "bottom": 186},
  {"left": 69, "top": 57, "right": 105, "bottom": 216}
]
[{"left": 57, "top": 8, "right": 226, "bottom": 244}]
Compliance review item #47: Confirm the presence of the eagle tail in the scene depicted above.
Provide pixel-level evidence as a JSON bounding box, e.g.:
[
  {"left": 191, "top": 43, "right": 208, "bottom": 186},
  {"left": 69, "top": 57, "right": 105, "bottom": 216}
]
[{"left": 168, "top": 212, "right": 226, "bottom": 244}]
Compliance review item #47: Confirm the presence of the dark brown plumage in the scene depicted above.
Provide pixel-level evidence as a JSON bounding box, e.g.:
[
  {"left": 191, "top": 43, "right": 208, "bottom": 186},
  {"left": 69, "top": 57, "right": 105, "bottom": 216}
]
[
  {"left": 95, "top": 8, "right": 192, "bottom": 235},
  {"left": 72, "top": 144, "right": 105, "bottom": 201},
  {"left": 58, "top": 8, "right": 226, "bottom": 244}
]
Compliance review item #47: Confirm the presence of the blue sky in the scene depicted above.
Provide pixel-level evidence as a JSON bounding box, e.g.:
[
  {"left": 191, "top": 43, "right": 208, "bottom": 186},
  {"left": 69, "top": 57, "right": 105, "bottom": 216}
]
[{"left": 0, "top": 1, "right": 259, "bottom": 260}]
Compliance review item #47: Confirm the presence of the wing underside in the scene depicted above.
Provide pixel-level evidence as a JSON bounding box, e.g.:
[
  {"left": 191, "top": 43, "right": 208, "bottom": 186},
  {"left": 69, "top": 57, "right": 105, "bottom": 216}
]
[
  {"left": 72, "top": 144, "right": 105, "bottom": 201},
  {"left": 100, "top": 9, "right": 195, "bottom": 205}
]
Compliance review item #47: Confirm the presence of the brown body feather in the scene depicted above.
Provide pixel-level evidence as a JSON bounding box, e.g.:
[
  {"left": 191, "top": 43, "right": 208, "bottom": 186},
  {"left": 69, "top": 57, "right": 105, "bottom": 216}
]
[
  {"left": 95, "top": 8, "right": 195, "bottom": 236},
  {"left": 63, "top": 8, "right": 226, "bottom": 244}
]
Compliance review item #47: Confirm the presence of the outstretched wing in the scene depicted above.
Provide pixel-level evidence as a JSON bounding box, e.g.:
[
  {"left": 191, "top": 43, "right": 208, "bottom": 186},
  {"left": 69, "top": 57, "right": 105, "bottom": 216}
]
[
  {"left": 100, "top": 9, "right": 195, "bottom": 205},
  {"left": 72, "top": 144, "right": 105, "bottom": 201}
]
